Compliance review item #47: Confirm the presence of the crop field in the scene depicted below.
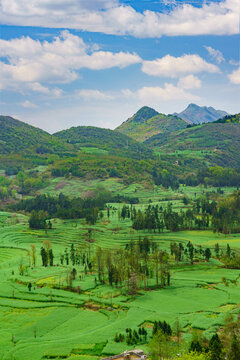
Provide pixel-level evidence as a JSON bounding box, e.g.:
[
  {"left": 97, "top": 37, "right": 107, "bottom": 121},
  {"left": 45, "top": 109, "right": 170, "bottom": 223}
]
[
  {"left": 0, "top": 185, "right": 240, "bottom": 360},
  {"left": 39, "top": 177, "right": 238, "bottom": 201}
]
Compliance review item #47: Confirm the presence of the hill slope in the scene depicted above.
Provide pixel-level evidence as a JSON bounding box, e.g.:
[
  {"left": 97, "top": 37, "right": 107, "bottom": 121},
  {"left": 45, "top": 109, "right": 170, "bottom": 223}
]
[
  {"left": 0, "top": 115, "right": 67, "bottom": 154},
  {"left": 145, "top": 116, "right": 240, "bottom": 168},
  {"left": 175, "top": 103, "right": 228, "bottom": 124},
  {"left": 54, "top": 125, "right": 153, "bottom": 159},
  {"left": 116, "top": 106, "right": 188, "bottom": 142},
  {"left": 215, "top": 113, "right": 239, "bottom": 124}
]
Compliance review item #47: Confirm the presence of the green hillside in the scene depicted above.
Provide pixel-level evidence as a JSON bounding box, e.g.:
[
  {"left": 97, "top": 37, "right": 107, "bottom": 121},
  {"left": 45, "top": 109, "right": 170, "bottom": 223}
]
[
  {"left": 145, "top": 118, "right": 240, "bottom": 168},
  {"left": 215, "top": 113, "right": 239, "bottom": 124},
  {"left": 116, "top": 107, "right": 187, "bottom": 142},
  {"left": 175, "top": 103, "right": 228, "bottom": 124},
  {"left": 126, "top": 106, "right": 159, "bottom": 123},
  {"left": 0, "top": 115, "right": 68, "bottom": 155},
  {"left": 54, "top": 125, "right": 153, "bottom": 159}
]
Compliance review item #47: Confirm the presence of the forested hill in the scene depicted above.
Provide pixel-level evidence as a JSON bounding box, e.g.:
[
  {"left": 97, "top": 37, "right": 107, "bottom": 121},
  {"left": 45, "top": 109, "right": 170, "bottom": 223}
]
[
  {"left": 0, "top": 115, "right": 69, "bottom": 154},
  {"left": 54, "top": 125, "right": 153, "bottom": 159},
  {"left": 174, "top": 103, "right": 228, "bottom": 124},
  {"left": 0, "top": 115, "right": 152, "bottom": 160},
  {"left": 145, "top": 118, "right": 240, "bottom": 168},
  {"left": 115, "top": 106, "right": 188, "bottom": 142}
]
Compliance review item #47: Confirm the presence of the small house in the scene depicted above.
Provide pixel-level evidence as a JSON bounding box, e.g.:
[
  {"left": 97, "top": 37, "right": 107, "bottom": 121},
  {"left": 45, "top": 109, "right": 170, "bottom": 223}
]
[{"left": 101, "top": 349, "right": 147, "bottom": 360}]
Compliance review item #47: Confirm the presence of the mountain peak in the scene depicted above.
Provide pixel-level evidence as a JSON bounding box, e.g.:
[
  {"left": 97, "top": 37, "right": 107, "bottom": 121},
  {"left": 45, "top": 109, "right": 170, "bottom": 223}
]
[
  {"left": 175, "top": 104, "right": 229, "bottom": 124},
  {"left": 131, "top": 106, "right": 159, "bottom": 123},
  {"left": 186, "top": 103, "right": 199, "bottom": 109},
  {"left": 115, "top": 107, "right": 187, "bottom": 142}
]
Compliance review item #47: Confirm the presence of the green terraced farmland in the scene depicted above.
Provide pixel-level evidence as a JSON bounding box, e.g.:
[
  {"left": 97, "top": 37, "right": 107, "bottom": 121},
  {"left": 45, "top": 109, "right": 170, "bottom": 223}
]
[{"left": 0, "top": 198, "right": 240, "bottom": 360}]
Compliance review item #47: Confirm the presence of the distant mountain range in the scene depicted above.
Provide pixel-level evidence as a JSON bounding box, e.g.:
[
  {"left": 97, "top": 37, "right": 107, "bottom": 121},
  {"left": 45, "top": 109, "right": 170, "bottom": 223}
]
[
  {"left": 174, "top": 103, "right": 229, "bottom": 124},
  {"left": 115, "top": 106, "right": 188, "bottom": 142},
  {"left": 0, "top": 110, "right": 239, "bottom": 170},
  {"left": 115, "top": 104, "right": 229, "bottom": 142}
]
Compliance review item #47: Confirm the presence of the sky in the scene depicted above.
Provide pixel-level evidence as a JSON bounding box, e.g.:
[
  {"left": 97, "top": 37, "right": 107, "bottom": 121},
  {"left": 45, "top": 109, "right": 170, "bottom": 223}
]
[{"left": 0, "top": 0, "right": 239, "bottom": 133}]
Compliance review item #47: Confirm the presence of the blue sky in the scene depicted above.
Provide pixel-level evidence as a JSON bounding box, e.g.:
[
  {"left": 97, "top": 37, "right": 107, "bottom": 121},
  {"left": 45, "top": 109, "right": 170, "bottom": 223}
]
[{"left": 0, "top": 0, "right": 239, "bottom": 133}]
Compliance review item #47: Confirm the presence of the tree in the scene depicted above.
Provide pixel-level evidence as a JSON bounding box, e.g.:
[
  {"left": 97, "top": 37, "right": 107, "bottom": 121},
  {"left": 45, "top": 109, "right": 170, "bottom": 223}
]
[
  {"left": 95, "top": 247, "right": 104, "bottom": 282},
  {"left": 189, "top": 340, "right": 203, "bottom": 353},
  {"left": 209, "top": 334, "right": 222, "bottom": 360},
  {"left": 149, "top": 330, "right": 171, "bottom": 360},
  {"left": 70, "top": 244, "right": 75, "bottom": 265},
  {"left": 42, "top": 240, "right": 52, "bottom": 266},
  {"left": 226, "top": 244, "right": 231, "bottom": 258},
  {"left": 49, "top": 249, "right": 54, "bottom": 266},
  {"left": 205, "top": 248, "right": 211, "bottom": 262},
  {"left": 128, "top": 273, "right": 138, "bottom": 296},
  {"left": 187, "top": 242, "right": 194, "bottom": 265},
  {"left": 228, "top": 333, "right": 240, "bottom": 360},
  {"left": 40, "top": 247, "right": 48, "bottom": 267},
  {"left": 30, "top": 244, "right": 37, "bottom": 267},
  {"left": 71, "top": 268, "right": 77, "bottom": 280},
  {"left": 214, "top": 243, "right": 220, "bottom": 258},
  {"left": 174, "top": 318, "right": 182, "bottom": 347},
  {"left": 65, "top": 248, "right": 69, "bottom": 265},
  {"left": 29, "top": 210, "right": 48, "bottom": 229}
]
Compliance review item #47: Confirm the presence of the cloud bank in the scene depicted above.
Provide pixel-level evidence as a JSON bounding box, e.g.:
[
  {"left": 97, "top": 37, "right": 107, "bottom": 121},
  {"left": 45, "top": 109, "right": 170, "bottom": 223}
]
[
  {"left": 142, "top": 55, "right": 220, "bottom": 78},
  {"left": 0, "top": 0, "right": 239, "bottom": 38},
  {"left": 0, "top": 30, "right": 141, "bottom": 93}
]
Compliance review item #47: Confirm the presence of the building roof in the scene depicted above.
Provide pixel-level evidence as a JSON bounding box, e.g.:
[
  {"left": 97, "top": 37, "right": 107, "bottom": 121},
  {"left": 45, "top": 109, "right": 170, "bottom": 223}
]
[{"left": 101, "top": 349, "right": 146, "bottom": 360}]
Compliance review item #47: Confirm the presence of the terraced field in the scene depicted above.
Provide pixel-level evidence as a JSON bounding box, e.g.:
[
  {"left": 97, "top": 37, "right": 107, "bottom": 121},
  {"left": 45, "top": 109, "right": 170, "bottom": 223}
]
[
  {"left": 0, "top": 185, "right": 240, "bottom": 360},
  {"left": 39, "top": 178, "right": 237, "bottom": 202}
]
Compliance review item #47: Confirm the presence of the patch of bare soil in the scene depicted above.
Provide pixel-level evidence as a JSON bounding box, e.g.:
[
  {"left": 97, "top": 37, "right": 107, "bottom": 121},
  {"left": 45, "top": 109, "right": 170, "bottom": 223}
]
[{"left": 54, "top": 182, "right": 68, "bottom": 190}]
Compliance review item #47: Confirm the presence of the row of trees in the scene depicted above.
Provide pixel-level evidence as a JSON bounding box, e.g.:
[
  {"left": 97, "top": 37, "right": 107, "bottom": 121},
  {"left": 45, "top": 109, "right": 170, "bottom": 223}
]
[
  {"left": 131, "top": 202, "right": 210, "bottom": 233},
  {"left": 118, "top": 191, "right": 240, "bottom": 235},
  {"left": 114, "top": 327, "right": 148, "bottom": 345},
  {"left": 40, "top": 240, "right": 54, "bottom": 267},
  {"left": 13, "top": 193, "right": 105, "bottom": 224}
]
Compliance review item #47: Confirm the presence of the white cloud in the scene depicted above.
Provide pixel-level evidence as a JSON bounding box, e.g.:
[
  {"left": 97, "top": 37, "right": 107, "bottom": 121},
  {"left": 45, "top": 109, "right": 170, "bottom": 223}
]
[
  {"left": 27, "top": 83, "right": 63, "bottom": 97},
  {"left": 121, "top": 89, "right": 135, "bottom": 98},
  {"left": 0, "top": 0, "right": 238, "bottom": 37},
  {"left": 229, "top": 59, "right": 240, "bottom": 66},
  {"left": 162, "top": 0, "right": 176, "bottom": 6},
  {"left": 178, "top": 75, "right": 201, "bottom": 90},
  {"left": 20, "top": 100, "right": 38, "bottom": 108},
  {"left": 142, "top": 54, "right": 220, "bottom": 78},
  {"left": 137, "top": 83, "right": 200, "bottom": 102},
  {"left": 75, "top": 89, "right": 114, "bottom": 100},
  {"left": 228, "top": 67, "right": 240, "bottom": 84},
  {"left": 0, "top": 0, "right": 118, "bottom": 15},
  {"left": 0, "top": 31, "right": 141, "bottom": 93},
  {"left": 76, "top": 83, "right": 200, "bottom": 103},
  {"left": 205, "top": 46, "right": 225, "bottom": 64}
]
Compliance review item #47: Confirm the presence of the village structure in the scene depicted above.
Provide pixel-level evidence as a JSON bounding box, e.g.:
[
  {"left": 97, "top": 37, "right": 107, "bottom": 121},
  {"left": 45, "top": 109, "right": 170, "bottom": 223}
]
[{"left": 101, "top": 349, "right": 147, "bottom": 360}]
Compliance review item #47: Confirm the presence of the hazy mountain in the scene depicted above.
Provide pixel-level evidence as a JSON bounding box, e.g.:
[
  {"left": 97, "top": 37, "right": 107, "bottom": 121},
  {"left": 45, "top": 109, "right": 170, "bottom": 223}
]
[{"left": 174, "top": 104, "right": 229, "bottom": 124}]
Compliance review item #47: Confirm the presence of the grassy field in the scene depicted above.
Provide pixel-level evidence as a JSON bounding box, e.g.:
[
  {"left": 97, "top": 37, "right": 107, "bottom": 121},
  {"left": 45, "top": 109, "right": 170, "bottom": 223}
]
[
  {"left": 39, "top": 177, "right": 237, "bottom": 201},
  {"left": 0, "top": 185, "right": 240, "bottom": 360}
]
